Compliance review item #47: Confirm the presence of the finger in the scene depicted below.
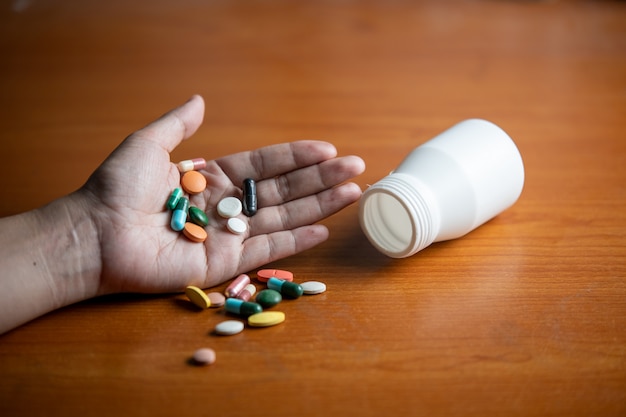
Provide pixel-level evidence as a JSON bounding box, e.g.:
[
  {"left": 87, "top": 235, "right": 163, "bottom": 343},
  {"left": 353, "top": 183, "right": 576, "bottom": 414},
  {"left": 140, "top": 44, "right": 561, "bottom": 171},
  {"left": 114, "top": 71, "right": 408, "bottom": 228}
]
[
  {"left": 249, "top": 182, "right": 362, "bottom": 236},
  {"left": 216, "top": 140, "right": 338, "bottom": 184},
  {"left": 239, "top": 225, "right": 330, "bottom": 271},
  {"left": 258, "top": 155, "right": 365, "bottom": 206},
  {"left": 132, "top": 94, "right": 205, "bottom": 153}
]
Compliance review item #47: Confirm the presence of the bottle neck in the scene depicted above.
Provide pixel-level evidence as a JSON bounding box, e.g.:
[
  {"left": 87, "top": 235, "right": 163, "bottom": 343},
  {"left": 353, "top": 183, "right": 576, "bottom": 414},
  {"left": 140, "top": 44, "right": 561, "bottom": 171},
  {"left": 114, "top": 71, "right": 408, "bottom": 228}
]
[{"left": 359, "top": 173, "right": 440, "bottom": 258}]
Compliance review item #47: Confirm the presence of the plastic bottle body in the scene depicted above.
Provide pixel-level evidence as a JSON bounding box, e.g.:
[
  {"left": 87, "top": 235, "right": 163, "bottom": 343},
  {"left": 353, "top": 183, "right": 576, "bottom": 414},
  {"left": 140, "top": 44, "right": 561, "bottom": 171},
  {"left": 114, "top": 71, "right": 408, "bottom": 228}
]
[{"left": 359, "top": 119, "right": 525, "bottom": 258}]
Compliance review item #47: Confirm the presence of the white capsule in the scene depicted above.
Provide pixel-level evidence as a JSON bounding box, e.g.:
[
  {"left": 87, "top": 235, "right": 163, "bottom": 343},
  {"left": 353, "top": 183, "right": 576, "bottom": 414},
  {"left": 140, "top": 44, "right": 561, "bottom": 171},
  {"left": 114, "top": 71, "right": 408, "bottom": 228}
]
[
  {"left": 300, "top": 281, "right": 327, "bottom": 295},
  {"left": 217, "top": 197, "right": 243, "bottom": 218},
  {"left": 227, "top": 217, "right": 247, "bottom": 235}
]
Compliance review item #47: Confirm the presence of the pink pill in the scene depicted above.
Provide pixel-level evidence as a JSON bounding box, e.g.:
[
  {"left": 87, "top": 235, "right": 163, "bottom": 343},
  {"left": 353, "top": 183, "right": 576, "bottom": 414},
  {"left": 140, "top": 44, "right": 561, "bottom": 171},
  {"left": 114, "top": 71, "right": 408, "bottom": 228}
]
[
  {"left": 236, "top": 283, "right": 257, "bottom": 301},
  {"left": 256, "top": 269, "right": 294, "bottom": 283},
  {"left": 177, "top": 158, "right": 207, "bottom": 173},
  {"left": 224, "top": 274, "right": 251, "bottom": 298},
  {"left": 192, "top": 348, "right": 216, "bottom": 366}
]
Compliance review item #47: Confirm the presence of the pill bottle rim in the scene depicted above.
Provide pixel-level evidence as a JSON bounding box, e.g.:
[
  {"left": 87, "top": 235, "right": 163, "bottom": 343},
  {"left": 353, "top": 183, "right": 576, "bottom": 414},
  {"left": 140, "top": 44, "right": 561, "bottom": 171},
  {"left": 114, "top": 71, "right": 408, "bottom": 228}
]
[{"left": 359, "top": 173, "right": 439, "bottom": 258}]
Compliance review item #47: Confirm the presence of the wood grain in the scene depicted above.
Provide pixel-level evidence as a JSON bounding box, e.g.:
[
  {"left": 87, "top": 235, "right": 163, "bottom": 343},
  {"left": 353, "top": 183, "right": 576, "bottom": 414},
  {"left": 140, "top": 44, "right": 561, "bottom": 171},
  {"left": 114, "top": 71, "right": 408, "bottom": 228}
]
[{"left": 0, "top": 1, "right": 624, "bottom": 416}]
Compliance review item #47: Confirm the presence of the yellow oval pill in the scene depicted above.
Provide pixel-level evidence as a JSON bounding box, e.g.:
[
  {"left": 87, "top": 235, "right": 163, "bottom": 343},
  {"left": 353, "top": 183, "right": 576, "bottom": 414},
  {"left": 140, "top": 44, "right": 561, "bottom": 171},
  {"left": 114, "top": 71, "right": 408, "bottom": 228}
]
[
  {"left": 247, "top": 311, "right": 285, "bottom": 327},
  {"left": 185, "top": 286, "right": 211, "bottom": 309}
]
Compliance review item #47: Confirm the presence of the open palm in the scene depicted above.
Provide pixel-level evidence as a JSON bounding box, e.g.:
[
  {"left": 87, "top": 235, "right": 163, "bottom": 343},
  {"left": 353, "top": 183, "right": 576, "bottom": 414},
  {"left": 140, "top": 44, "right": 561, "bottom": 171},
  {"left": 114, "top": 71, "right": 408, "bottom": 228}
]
[{"left": 82, "top": 95, "right": 365, "bottom": 295}]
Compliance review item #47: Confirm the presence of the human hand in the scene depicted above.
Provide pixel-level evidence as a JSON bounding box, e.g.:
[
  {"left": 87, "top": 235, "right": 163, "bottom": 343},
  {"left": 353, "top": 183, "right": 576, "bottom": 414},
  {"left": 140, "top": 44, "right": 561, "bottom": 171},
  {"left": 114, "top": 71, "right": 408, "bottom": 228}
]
[{"left": 82, "top": 95, "right": 365, "bottom": 295}]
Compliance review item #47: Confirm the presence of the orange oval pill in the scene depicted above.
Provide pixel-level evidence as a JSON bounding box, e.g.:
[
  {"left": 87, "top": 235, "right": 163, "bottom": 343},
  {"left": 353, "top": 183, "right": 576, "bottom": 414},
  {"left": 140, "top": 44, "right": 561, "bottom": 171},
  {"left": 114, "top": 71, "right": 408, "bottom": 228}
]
[
  {"left": 181, "top": 170, "right": 207, "bottom": 194},
  {"left": 256, "top": 269, "right": 293, "bottom": 282},
  {"left": 183, "top": 222, "right": 208, "bottom": 243}
]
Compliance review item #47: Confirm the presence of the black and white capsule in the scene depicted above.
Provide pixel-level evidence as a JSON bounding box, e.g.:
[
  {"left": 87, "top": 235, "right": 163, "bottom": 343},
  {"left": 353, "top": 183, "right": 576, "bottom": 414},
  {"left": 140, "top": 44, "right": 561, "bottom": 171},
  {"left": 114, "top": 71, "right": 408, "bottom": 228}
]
[{"left": 242, "top": 178, "right": 257, "bottom": 216}]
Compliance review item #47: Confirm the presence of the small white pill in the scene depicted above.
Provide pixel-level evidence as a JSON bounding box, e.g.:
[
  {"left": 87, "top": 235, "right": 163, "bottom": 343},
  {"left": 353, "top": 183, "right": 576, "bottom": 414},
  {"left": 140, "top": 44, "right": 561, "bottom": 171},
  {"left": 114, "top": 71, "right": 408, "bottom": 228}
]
[
  {"left": 214, "top": 320, "right": 245, "bottom": 336},
  {"left": 301, "top": 281, "right": 327, "bottom": 295},
  {"left": 227, "top": 217, "right": 247, "bottom": 235},
  {"left": 217, "top": 197, "right": 242, "bottom": 218}
]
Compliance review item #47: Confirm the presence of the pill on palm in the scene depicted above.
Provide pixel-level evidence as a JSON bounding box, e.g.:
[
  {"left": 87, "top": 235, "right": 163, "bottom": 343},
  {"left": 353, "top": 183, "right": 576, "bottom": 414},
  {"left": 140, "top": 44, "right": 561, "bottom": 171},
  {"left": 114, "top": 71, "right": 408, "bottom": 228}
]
[
  {"left": 256, "top": 269, "right": 293, "bottom": 282},
  {"left": 166, "top": 187, "right": 183, "bottom": 210},
  {"left": 183, "top": 222, "right": 207, "bottom": 243},
  {"left": 214, "top": 320, "right": 245, "bottom": 336},
  {"left": 181, "top": 170, "right": 207, "bottom": 194},
  {"left": 207, "top": 292, "right": 225, "bottom": 307},
  {"left": 185, "top": 286, "right": 211, "bottom": 309},
  {"left": 188, "top": 206, "right": 208, "bottom": 227},
  {"left": 242, "top": 178, "right": 257, "bottom": 217},
  {"left": 171, "top": 197, "right": 189, "bottom": 231},
  {"left": 301, "top": 281, "right": 327, "bottom": 295},
  {"left": 227, "top": 217, "right": 247, "bottom": 235},
  {"left": 225, "top": 274, "right": 251, "bottom": 298},
  {"left": 217, "top": 197, "right": 242, "bottom": 218},
  {"left": 192, "top": 347, "right": 216, "bottom": 365},
  {"left": 177, "top": 158, "right": 206, "bottom": 173},
  {"left": 248, "top": 311, "right": 285, "bottom": 328}
]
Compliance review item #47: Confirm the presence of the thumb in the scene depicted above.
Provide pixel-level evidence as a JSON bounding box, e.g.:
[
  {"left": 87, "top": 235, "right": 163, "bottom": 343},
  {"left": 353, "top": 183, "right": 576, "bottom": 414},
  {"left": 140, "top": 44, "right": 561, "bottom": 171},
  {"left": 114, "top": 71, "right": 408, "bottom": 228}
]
[{"left": 133, "top": 94, "right": 205, "bottom": 153}]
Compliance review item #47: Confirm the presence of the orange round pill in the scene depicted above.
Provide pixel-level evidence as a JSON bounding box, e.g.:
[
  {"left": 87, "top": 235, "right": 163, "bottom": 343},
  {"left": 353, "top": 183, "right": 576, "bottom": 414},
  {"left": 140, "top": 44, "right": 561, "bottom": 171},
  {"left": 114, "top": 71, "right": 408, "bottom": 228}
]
[
  {"left": 181, "top": 170, "right": 207, "bottom": 194},
  {"left": 183, "top": 222, "right": 208, "bottom": 243}
]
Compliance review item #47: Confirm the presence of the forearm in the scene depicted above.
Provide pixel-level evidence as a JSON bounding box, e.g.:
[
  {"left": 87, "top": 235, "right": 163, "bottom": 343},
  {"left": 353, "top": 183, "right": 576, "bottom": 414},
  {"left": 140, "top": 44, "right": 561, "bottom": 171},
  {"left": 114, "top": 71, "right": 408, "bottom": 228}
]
[{"left": 0, "top": 191, "right": 101, "bottom": 334}]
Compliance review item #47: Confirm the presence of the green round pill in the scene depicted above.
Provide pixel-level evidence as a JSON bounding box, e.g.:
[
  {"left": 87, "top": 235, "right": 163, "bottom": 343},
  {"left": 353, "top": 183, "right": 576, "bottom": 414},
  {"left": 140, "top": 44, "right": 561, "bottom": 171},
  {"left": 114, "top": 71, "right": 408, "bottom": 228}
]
[
  {"left": 188, "top": 206, "right": 209, "bottom": 227},
  {"left": 255, "top": 289, "right": 282, "bottom": 308}
]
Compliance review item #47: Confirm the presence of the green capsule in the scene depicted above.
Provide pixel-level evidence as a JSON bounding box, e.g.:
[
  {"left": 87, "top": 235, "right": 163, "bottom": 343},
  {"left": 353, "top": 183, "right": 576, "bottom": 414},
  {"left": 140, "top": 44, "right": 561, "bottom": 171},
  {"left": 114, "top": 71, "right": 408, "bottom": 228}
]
[
  {"left": 267, "top": 277, "right": 303, "bottom": 299},
  {"left": 255, "top": 289, "right": 282, "bottom": 308},
  {"left": 166, "top": 187, "right": 183, "bottom": 210},
  {"left": 188, "top": 206, "right": 208, "bottom": 227}
]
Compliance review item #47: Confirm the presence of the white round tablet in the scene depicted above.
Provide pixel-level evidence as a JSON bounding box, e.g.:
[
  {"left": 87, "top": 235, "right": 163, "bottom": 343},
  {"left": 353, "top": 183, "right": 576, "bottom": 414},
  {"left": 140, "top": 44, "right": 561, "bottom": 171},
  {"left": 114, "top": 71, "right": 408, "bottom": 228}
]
[
  {"left": 214, "top": 320, "right": 245, "bottom": 336},
  {"left": 227, "top": 217, "right": 247, "bottom": 235},
  {"left": 217, "top": 197, "right": 242, "bottom": 218},
  {"left": 300, "top": 281, "right": 327, "bottom": 295}
]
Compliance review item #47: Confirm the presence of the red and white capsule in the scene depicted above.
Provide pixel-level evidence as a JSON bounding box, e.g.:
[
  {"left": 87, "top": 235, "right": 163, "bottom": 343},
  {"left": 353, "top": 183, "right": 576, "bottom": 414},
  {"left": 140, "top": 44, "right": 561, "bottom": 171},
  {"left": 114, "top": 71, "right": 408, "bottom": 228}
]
[
  {"left": 224, "top": 274, "right": 251, "bottom": 298},
  {"left": 177, "top": 158, "right": 206, "bottom": 173}
]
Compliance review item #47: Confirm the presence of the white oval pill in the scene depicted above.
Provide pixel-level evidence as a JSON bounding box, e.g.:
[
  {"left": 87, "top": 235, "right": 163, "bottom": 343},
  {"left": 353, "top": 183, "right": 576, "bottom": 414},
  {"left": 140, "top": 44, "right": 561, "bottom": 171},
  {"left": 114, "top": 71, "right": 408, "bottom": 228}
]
[
  {"left": 217, "top": 197, "right": 243, "bottom": 218},
  {"left": 301, "top": 281, "right": 327, "bottom": 295},
  {"left": 227, "top": 217, "right": 247, "bottom": 235},
  {"left": 214, "top": 320, "right": 245, "bottom": 336}
]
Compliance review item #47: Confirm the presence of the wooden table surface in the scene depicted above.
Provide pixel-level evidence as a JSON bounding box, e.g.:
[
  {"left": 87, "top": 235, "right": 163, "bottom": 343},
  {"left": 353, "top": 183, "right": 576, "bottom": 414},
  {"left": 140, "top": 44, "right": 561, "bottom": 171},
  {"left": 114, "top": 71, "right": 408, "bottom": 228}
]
[{"left": 1, "top": 1, "right": 624, "bottom": 416}]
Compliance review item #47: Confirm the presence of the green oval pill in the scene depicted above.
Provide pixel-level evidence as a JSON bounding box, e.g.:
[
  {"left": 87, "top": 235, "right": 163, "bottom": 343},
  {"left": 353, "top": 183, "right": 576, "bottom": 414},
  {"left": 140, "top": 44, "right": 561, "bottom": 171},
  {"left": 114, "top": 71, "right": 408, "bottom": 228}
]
[
  {"left": 255, "top": 289, "right": 282, "bottom": 308},
  {"left": 188, "top": 206, "right": 209, "bottom": 227}
]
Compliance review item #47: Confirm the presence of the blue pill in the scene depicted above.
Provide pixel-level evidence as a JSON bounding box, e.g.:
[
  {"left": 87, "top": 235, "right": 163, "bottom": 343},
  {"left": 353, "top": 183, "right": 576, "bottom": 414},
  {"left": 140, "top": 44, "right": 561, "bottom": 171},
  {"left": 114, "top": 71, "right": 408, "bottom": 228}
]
[
  {"left": 170, "top": 197, "right": 189, "bottom": 231},
  {"left": 224, "top": 298, "right": 263, "bottom": 317},
  {"left": 267, "top": 277, "right": 303, "bottom": 299}
]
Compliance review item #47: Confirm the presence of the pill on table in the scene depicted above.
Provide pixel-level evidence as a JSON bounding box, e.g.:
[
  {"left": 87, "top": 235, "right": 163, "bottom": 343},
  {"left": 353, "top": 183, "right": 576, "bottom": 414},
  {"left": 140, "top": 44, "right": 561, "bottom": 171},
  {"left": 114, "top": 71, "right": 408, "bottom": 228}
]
[
  {"left": 214, "top": 320, "right": 245, "bottom": 336},
  {"left": 177, "top": 158, "right": 206, "bottom": 173},
  {"left": 236, "top": 283, "right": 257, "bottom": 301},
  {"left": 242, "top": 178, "right": 257, "bottom": 217},
  {"left": 255, "top": 289, "right": 282, "bottom": 308},
  {"left": 192, "top": 347, "right": 216, "bottom": 366},
  {"left": 301, "top": 281, "right": 327, "bottom": 295},
  {"left": 185, "top": 286, "right": 211, "bottom": 309},
  {"left": 227, "top": 217, "right": 247, "bottom": 235},
  {"left": 188, "top": 206, "right": 208, "bottom": 227},
  {"left": 256, "top": 269, "right": 294, "bottom": 282},
  {"left": 248, "top": 311, "right": 285, "bottom": 328},
  {"left": 217, "top": 197, "right": 242, "bottom": 218},
  {"left": 166, "top": 187, "right": 183, "bottom": 210},
  {"left": 170, "top": 197, "right": 189, "bottom": 232},
  {"left": 183, "top": 222, "right": 208, "bottom": 243},
  {"left": 224, "top": 298, "right": 263, "bottom": 317},
  {"left": 225, "top": 274, "right": 251, "bottom": 298},
  {"left": 181, "top": 170, "right": 207, "bottom": 194},
  {"left": 207, "top": 292, "right": 226, "bottom": 307},
  {"left": 267, "top": 277, "right": 303, "bottom": 299}
]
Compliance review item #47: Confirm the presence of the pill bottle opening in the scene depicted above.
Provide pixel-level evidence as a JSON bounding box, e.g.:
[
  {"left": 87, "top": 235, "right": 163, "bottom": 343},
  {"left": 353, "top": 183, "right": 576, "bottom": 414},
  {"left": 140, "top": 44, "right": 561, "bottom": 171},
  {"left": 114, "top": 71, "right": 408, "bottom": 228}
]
[{"left": 359, "top": 189, "right": 415, "bottom": 258}]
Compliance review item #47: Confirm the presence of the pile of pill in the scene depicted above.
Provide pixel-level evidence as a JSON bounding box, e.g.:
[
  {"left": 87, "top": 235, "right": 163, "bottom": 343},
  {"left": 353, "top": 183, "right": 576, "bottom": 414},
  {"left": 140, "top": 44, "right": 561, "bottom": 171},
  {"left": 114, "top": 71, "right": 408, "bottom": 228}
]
[
  {"left": 166, "top": 158, "right": 259, "bottom": 242},
  {"left": 186, "top": 269, "right": 327, "bottom": 366}
]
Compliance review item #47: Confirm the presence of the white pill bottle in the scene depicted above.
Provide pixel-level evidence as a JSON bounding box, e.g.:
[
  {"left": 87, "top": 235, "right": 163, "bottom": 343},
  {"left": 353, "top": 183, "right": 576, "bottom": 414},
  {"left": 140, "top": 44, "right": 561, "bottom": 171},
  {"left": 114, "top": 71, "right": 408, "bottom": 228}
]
[{"left": 359, "top": 119, "right": 525, "bottom": 258}]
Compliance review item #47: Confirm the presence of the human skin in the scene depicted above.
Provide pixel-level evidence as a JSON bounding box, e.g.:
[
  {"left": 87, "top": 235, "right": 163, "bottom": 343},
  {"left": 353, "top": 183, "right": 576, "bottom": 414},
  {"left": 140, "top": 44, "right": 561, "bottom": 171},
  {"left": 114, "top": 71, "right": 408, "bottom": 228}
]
[{"left": 0, "top": 95, "right": 365, "bottom": 334}]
